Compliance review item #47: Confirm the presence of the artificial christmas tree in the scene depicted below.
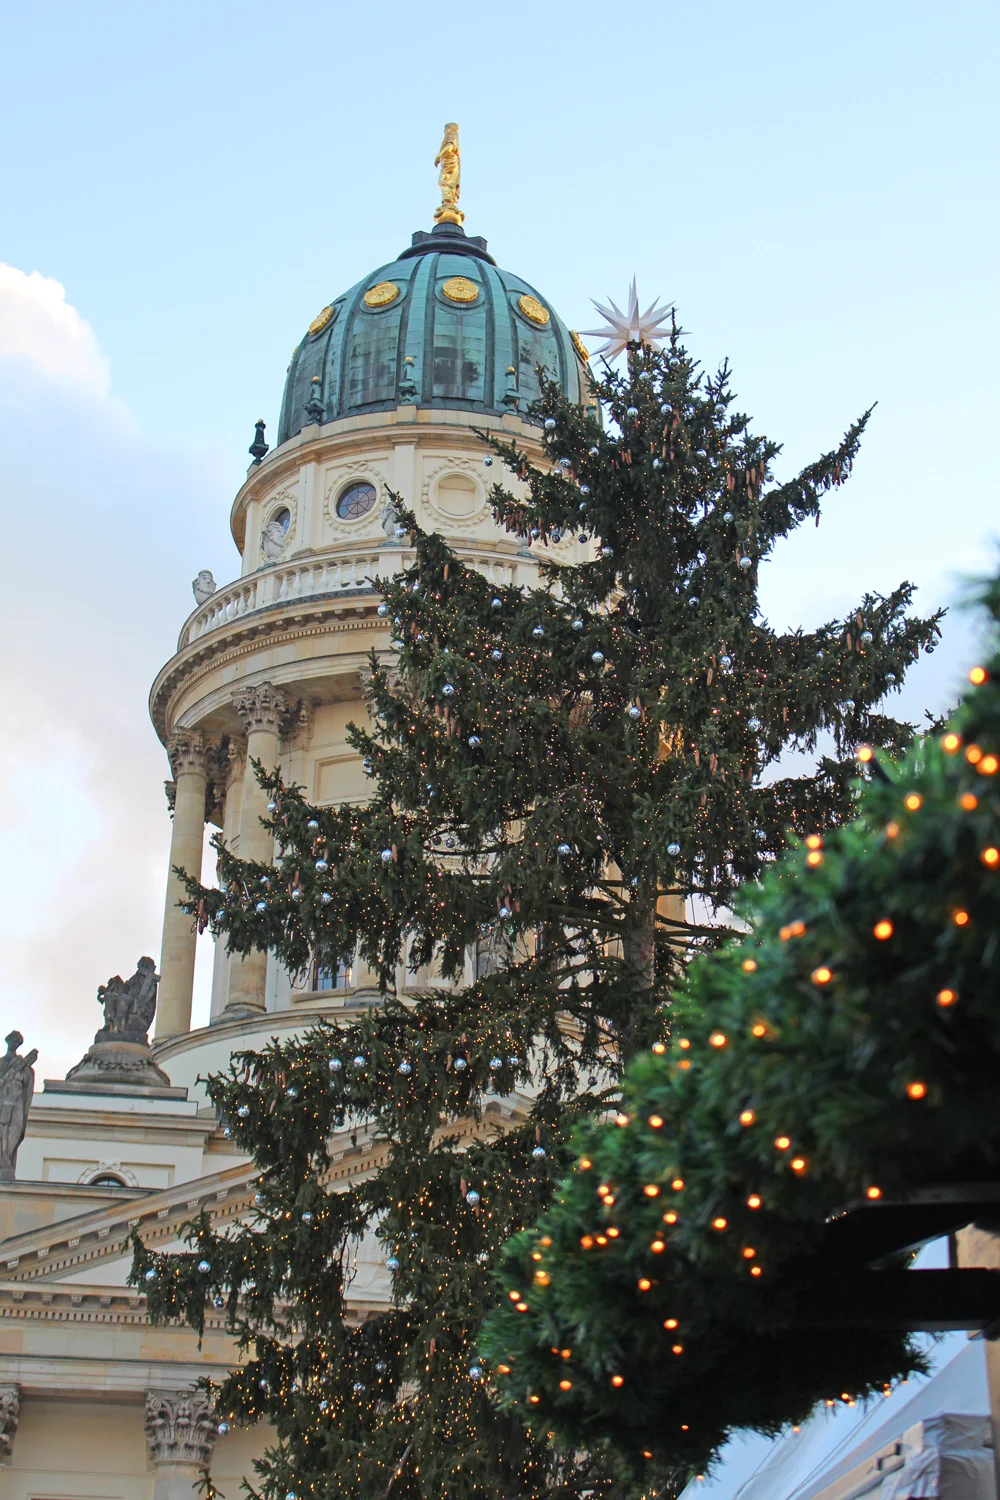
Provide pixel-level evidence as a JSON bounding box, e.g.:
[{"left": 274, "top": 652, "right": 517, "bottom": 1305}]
[
  {"left": 131, "top": 321, "right": 941, "bottom": 1500},
  {"left": 484, "top": 581, "right": 1000, "bottom": 1485}
]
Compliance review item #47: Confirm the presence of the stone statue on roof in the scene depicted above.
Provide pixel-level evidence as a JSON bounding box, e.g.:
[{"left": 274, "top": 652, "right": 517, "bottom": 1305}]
[{"left": 0, "top": 1031, "right": 37, "bottom": 1181}]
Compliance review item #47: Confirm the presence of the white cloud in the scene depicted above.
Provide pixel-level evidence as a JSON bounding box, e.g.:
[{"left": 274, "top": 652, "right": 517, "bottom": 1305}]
[
  {"left": 0, "top": 264, "right": 111, "bottom": 395},
  {"left": 0, "top": 267, "right": 232, "bottom": 1081}
]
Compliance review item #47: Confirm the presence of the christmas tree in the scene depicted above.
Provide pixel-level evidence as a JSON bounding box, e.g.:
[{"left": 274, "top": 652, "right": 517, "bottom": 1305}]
[
  {"left": 131, "top": 322, "right": 942, "bottom": 1500},
  {"left": 484, "top": 581, "right": 1000, "bottom": 1486}
]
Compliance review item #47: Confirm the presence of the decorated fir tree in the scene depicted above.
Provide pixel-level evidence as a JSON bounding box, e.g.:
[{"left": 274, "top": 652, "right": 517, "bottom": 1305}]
[
  {"left": 131, "top": 321, "right": 942, "bottom": 1500},
  {"left": 483, "top": 580, "right": 1000, "bottom": 1486}
]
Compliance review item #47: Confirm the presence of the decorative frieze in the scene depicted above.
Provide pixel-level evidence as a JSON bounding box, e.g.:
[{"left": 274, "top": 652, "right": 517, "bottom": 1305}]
[
  {"left": 144, "top": 1388, "right": 217, "bottom": 1467},
  {"left": 0, "top": 1384, "right": 20, "bottom": 1463}
]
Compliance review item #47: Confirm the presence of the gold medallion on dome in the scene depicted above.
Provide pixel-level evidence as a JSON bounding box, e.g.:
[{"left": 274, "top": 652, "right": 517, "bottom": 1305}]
[
  {"left": 571, "top": 330, "right": 590, "bottom": 363},
  {"left": 518, "top": 293, "right": 550, "bottom": 326},
  {"left": 441, "top": 275, "right": 480, "bottom": 304},
  {"left": 363, "top": 281, "right": 401, "bottom": 309},
  {"left": 308, "top": 304, "right": 335, "bottom": 336}
]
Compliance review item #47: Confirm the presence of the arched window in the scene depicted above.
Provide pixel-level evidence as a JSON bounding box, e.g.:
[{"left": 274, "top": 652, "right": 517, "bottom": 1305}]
[{"left": 90, "top": 1173, "right": 127, "bottom": 1189}]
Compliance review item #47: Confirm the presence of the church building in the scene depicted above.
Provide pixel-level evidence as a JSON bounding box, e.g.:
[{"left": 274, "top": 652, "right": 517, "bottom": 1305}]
[{"left": 0, "top": 129, "right": 590, "bottom": 1500}]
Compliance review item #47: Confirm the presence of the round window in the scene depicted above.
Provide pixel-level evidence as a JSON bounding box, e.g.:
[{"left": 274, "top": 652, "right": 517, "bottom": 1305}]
[{"left": 336, "top": 482, "right": 377, "bottom": 520}]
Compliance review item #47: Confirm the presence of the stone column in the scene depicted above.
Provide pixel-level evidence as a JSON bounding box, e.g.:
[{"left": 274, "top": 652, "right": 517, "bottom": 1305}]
[
  {"left": 0, "top": 1384, "right": 20, "bottom": 1465},
  {"left": 224, "top": 682, "right": 287, "bottom": 1019},
  {"left": 144, "top": 1389, "right": 217, "bottom": 1500},
  {"left": 156, "top": 732, "right": 210, "bottom": 1040}
]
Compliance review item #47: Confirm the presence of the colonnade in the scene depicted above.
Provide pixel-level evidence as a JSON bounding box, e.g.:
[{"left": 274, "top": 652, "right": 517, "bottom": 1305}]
[{"left": 155, "top": 681, "right": 289, "bottom": 1040}]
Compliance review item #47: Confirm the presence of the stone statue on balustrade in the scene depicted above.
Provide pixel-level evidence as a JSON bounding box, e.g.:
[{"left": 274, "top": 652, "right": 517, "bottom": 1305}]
[
  {"left": 0, "top": 1032, "right": 37, "bottom": 1181},
  {"left": 63, "top": 957, "right": 175, "bottom": 1093}
]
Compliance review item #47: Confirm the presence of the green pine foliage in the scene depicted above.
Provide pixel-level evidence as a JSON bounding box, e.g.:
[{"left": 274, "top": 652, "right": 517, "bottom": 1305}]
[
  {"left": 482, "top": 581, "right": 1000, "bottom": 1484},
  {"left": 130, "top": 325, "right": 941, "bottom": 1500}
]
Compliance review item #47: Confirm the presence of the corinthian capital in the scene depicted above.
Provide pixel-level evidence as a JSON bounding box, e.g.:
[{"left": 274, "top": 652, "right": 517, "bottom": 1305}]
[
  {"left": 144, "top": 1388, "right": 217, "bottom": 1467},
  {"left": 0, "top": 1385, "right": 20, "bottom": 1463},
  {"left": 166, "top": 731, "right": 208, "bottom": 780},
  {"left": 232, "top": 681, "right": 289, "bottom": 736}
]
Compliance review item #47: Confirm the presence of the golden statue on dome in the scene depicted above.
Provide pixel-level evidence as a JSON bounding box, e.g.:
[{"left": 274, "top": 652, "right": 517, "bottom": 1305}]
[{"left": 434, "top": 123, "right": 464, "bottom": 225}]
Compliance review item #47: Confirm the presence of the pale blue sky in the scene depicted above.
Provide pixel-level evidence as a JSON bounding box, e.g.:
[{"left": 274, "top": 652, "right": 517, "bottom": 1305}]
[{"left": 0, "top": 0, "right": 997, "bottom": 1070}]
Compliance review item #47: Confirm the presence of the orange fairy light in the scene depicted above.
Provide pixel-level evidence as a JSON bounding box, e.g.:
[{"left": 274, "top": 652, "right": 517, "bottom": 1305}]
[
  {"left": 712, "top": 1217, "right": 728, "bottom": 1231},
  {"left": 664, "top": 1318, "right": 679, "bottom": 1329},
  {"left": 672, "top": 1344, "right": 684, "bottom": 1355},
  {"left": 953, "top": 909, "right": 970, "bottom": 927},
  {"left": 709, "top": 1031, "right": 727, "bottom": 1048},
  {"left": 742, "top": 1247, "right": 756, "bottom": 1259},
  {"left": 648, "top": 1114, "right": 664, "bottom": 1128},
  {"left": 595, "top": 1235, "right": 608, "bottom": 1246},
  {"left": 937, "top": 988, "right": 958, "bottom": 1007},
  {"left": 663, "top": 1211, "right": 678, "bottom": 1225},
  {"left": 652, "top": 1041, "right": 666, "bottom": 1054},
  {"left": 873, "top": 920, "right": 894, "bottom": 940},
  {"left": 807, "top": 850, "right": 823, "bottom": 866},
  {"left": 644, "top": 1184, "right": 660, "bottom": 1198},
  {"left": 960, "top": 793, "right": 978, "bottom": 811},
  {"left": 750, "top": 1265, "right": 762, "bottom": 1277},
  {"left": 671, "top": 1178, "right": 685, "bottom": 1190},
  {"left": 497, "top": 1363, "right": 511, "bottom": 1374},
  {"left": 775, "top": 1136, "right": 791, "bottom": 1151},
  {"left": 866, "top": 1186, "right": 882, "bottom": 1200},
  {"left": 508, "top": 1290, "right": 520, "bottom": 1301},
  {"left": 540, "top": 1236, "right": 552, "bottom": 1247},
  {"left": 579, "top": 1157, "right": 592, "bottom": 1170},
  {"left": 905, "top": 794, "right": 922, "bottom": 811},
  {"left": 559, "top": 1379, "right": 572, "bottom": 1391},
  {"left": 966, "top": 745, "right": 983, "bottom": 764},
  {"left": 678, "top": 1038, "right": 691, "bottom": 1050},
  {"left": 747, "top": 1194, "right": 762, "bottom": 1209},
  {"left": 534, "top": 1270, "right": 550, "bottom": 1285},
  {"left": 580, "top": 1235, "right": 594, "bottom": 1249},
  {"left": 812, "top": 966, "right": 833, "bottom": 985},
  {"left": 969, "top": 666, "right": 988, "bottom": 685},
  {"left": 980, "top": 755, "right": 999, "bottom": 776},
  {"left": 942, "top": 732, "right": 961, "bottom": 752},
  {"left": 982, "top": 847, "right": 1000, "bottom": 867},
  {"left": 611, "top": 1375, "right": 625, "bottom": 1388},
  {"left": 678, "top": 1059, "right": 691, "bottom": 1071},
  {"left": 857, "top": 745, "right": 874, "bottom": 763},
  {"left": 906, "top": 1081, "right": 927, "bottom": 1100},
  {"left": 780, "top": 925, "right": 792, "bottom": 941},
  {"left": 805, "top": 835, "right": 823, "bottom": 850},
  {"left": 606, "top": 1227, "right": 620, "bottom": 1238},
  {"left": 615, "top": 1113, "right": 630, "bottom": 1127},
  {"left": 790, "top": 1157, "right": 807, "bottom": 1172},
  {"left": 886, "top": 821, "right": 900, "bottom": 838},
  {"left": 751, "top": 1023, "right": 767, "bottom": 1037},
  {"left": 561, "top": 1349, "right": 571, "bottom": 1359},
  {"left": 638, "top": 1278, "right": 652, "bottom": 1291},
  {"left": 790, "top": 919, "right": 806, "bottom": 936},
  {"left": 516, "top": 1301, "right": 528, "bottom": 1312},
  {"left": 651, "top": 1240, "right": 666, "bottom": 1253},
  {"left": 531, "top": 1251, "right": 542, "bottom": 1261},
  {"left": 739, "top": 1109, "right": 756, "bottom": 1125},
  {"left": 529, "top": 1394, "right": 540, "bottom": 1404},
  {"left": 741, "top": 958, "right": 757, "bottom": 972}
]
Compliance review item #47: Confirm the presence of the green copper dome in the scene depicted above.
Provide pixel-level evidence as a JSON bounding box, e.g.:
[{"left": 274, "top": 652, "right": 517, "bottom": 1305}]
[{"left": 277, "top": 223, "right": 586, "bottom": 445}]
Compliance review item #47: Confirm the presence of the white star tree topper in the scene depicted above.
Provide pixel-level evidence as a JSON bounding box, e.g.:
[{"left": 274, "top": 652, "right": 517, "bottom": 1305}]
[{"left": 580, "top": 277, "right": 674, "bottom": 359}]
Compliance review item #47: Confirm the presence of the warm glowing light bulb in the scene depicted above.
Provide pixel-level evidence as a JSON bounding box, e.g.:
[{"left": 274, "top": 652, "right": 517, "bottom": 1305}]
[
  {"left": 678, "top": 1037, "right": 691, "bottom": 1049},
  {"left": 664, "top": 1318, "right": 678, "bottom": 1329},
  {"left": 709, "top": 1031, "right": 727, "bottom": 1048},
  {"left": 671, "top": 1178, "right": 685, "bottom": 1191},
  {"left": 751, "top": 1023, "right": 767, "bottom": 1037},
  {"left": 807, "top": 850, "right": 823, "bottom": 866},
  {"left": 747, "top": 1194, "right": 761, "bottom": 1209},
  {"left": 615, "top": 1113, "right": 630, "bottom": 1127},
  {"left": 638, "top": 1278, "right": 652, "bottom": 1291},
  {"left": 644, "top": 1184, "right": 660, "bottom": 1198},
  {"left": 905, "top": 793, "right": 922, "bottom": 811},
  {"left": 873, "top": 919, "right": 894, "bottom": 940},
  {"left": 529, "top": 1394, "right": 540, "bottom": 1404},
  {"left": 805, "top": 834, "right": 823, "bottom": 850},
  {"left": 953, "top": 909, "right": 970, "bottom": 926},
  {"left": 651, "top": 1240, "right": 666, "bottom": 1253},
  {"left": 982, "top": 847, "right": 1000, "bottom": 867},
  {"left": 775, "top": 1136, "right": 791, "bottom": 1150},
  {"left": 981, "top": 755, "right": 999, "bottom": 775},
  {"left": 611, "top": 1375, "right": 624, "bottom": 1388},
  {"left": 960, "top": 793, "right": 978, "bottom": 810},
  {"left": 790, "top": 1157, "right": 806, "bottom": 1172},
  {"left": 579, "top": 1157, "right": 592, "bottom": 1170},
  {"left": 812, "top": 966, "right": 833, "bottom": 985},
  {"left": 750, "top": 1265, "right": 762, "bottom": 1276},
  {"left": 906, "top": 1081, "right": 927, "bottom": 1099},
  {"left": 937, "top": 988, "right": 957, "bottom": 1007},
  {"left": 580, "top": 1235, "right": 594, "bottom": 1249},
  {"left": 672, "top": 1344, "right": 684, "bottom": 1355},
  {"left": 739, "top": 1109, "right": 756, "bottom": 1125},
  {"left": 857, "top": 745, "right": 873, "bottom": 762},
  {"left": 742, "top": 1247, "right": 756, "bottom": 1259},
  {"left": 712, "top": 1217, "right": 728, "bottom": 1231},
  {"left": 866, "top": 1186, "right": 882, "bottom": 1200},
  {"left": 559, "top": 1379, "right": 572, "bottom": 1391},
  {"left": 942, "top": 732, "right": 961, "bottom": 752},
  {"left": 606, "top": 1227, "right": 620, "bottom": 1238},
  {"left": 966, "top": 745, "right": 983, "bottom": 764},
  {"left": 969, "top": 666, "right": 988, "bottom": 685},
  {"left": 652, "top": 1041, "right": 666, "bottom": 1054},
  {"left": 886, "top": 821, "right": 900, "bottom": 838},
  {"left": 663, "top": 1211, "right": 678, "bottom": 1224},
  {"left": 741, "top": 958, "right": 757, "bottom": 972},
  {"left": 648, "top": 1114, "right": 664, "bottom": 1128}
]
